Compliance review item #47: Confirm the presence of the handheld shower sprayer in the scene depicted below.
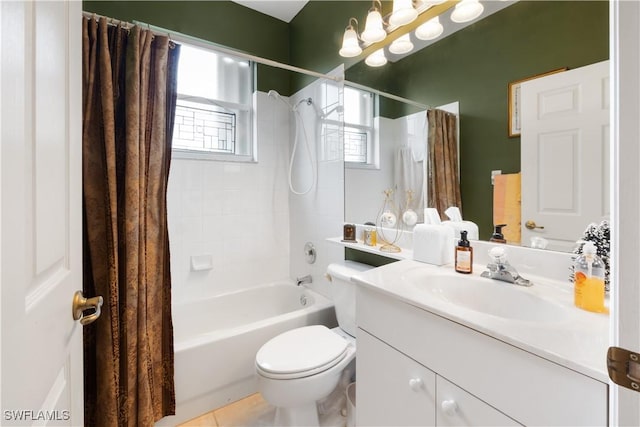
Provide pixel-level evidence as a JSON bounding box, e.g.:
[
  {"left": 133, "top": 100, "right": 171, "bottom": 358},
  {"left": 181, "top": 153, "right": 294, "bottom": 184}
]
[
  {"left": 292, "top": 97, "right": 313, "bottom": 112},
  {"left": 267, "top": 89, "right": 317, "bottom": 195}
]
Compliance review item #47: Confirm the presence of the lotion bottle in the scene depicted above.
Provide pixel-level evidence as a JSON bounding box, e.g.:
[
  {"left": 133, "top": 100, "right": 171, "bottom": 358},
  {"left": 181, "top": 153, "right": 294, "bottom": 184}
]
[
  {"left": 455, "top": 230, "right": 473, "bottom": 274},
  {"left": 574, "top": 241, "right": 607, "bottom": 313},
  {"left": 490, "top": 224, "right": 507, "bottom": 243}
]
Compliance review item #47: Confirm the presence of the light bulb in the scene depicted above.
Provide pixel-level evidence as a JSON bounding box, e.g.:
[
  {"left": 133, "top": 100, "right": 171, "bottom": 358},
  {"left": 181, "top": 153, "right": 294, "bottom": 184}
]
[
  {"left": 365, "top": 49, "right": 387, "bottom": 67},
  {"left": 389, "top": 34, "right": 414, "bottom": 54},
  {"left": 389, "top": 0, "right": 418, "bottom": 27},
  {"left": 361, "top": 10, "right": 386, "bottom": 43},
  {"left": 415, "top": 16, "right": 444, "bottom": 40},
  {"left": 339, "top": 27, "right": 362, "bottom": 58},
  {"left": 451, "top": 0, "right": 484, "bottom": 23}
]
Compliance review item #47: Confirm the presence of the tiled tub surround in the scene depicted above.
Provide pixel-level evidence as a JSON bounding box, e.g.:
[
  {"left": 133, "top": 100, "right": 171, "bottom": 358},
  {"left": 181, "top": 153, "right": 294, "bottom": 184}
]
[
  {"left": 288, "top": 75, "right": 346, "bottom": 299},
  {"left": 167, "top": 91, "right": 291, "bottom": 304}
]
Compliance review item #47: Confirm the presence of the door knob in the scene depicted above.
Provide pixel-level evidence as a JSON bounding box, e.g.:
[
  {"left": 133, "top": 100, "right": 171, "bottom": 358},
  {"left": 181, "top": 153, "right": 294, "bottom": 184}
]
[
  {"left": 72, "top": 291, "right": 103, "bottom": 326},
  {"left": 525, "top": 220, "right": 545, "bottom": 230}
]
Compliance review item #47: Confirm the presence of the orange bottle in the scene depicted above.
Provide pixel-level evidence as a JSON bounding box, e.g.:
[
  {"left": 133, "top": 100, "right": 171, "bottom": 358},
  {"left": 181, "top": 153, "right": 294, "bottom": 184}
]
[{"left": 574, "top": 242, "right": 608, "bottom": 313}]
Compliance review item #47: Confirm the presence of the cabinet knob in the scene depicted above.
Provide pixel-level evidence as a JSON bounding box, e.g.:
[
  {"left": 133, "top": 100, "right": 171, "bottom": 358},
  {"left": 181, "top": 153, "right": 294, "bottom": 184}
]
[
  {"left": 408, "top": 378, "right": 423, "bottom": 391},
  {"left": 441, "top": 399, "right": 458, "bottom": 416}
]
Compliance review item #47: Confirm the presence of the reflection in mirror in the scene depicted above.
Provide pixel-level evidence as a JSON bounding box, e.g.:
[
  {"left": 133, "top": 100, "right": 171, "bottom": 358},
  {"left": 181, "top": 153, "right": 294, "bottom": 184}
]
[
  {"left": 344, "top": 84, "right": 428, "bottom": 230},
  {"left": 342, "top": 1, "right": 608, "bottom": 254}
]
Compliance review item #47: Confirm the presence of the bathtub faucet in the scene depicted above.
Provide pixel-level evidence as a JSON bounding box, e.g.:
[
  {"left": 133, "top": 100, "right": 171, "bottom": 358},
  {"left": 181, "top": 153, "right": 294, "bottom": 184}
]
[{"left": 296, "top": 275, "right": 312, "bottom": 286}]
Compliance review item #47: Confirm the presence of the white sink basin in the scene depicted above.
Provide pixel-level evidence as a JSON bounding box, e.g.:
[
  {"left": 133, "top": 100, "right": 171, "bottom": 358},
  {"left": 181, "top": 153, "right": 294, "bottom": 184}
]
[{"left": 402, "top": 270, "right": 569, "bottom": 322}]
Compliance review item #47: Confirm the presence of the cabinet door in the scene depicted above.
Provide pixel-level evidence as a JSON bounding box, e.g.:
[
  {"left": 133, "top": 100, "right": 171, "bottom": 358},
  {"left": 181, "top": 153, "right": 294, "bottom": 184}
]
[
  {"left": 356, "top": 328, "right": 436, "bottom": 427},
  {"left": 436, "top": 376, "right": 521, "bottom": 427}
]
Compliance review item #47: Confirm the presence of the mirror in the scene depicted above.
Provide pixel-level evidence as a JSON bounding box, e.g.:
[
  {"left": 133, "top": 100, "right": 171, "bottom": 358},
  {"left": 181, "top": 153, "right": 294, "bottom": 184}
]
[
  {"left": 342, "top": 1, "right": 609, "bottom": 254},
  {"left": 344, "top": 87, "right": 427, "bottom": 228}
]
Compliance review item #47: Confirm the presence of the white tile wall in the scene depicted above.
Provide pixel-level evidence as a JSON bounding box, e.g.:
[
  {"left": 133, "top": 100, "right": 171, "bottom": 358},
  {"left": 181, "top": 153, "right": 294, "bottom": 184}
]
[
  {"left": 167, "top": 92, "right": 292, "bottom": 304},
  {"left": 289, "top": 77, "right": 346, "bottom": 298}
]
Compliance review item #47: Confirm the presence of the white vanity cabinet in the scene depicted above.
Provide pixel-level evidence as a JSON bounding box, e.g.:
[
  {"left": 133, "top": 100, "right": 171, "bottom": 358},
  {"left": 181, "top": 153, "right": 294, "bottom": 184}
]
[
  {"left": 357, "top": 329, "right": 520, "bottom": 427},
  {"left": 355, "top": 286, "right": 608, "bottom": 426}
]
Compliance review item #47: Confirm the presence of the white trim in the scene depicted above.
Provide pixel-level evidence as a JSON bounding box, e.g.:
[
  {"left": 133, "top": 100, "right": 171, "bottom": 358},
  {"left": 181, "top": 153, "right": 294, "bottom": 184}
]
[{"left": 610, "top": 0, "right": 640, "bottom": 424}]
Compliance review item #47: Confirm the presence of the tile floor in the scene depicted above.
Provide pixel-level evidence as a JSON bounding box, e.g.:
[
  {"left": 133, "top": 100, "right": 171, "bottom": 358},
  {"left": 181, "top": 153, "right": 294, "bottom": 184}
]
[
  {"left": 178, "top": 388, "right": 351, "bottom": 427},
  {"left": 178, "top": 393, "right": 275, "bottom": 427}
]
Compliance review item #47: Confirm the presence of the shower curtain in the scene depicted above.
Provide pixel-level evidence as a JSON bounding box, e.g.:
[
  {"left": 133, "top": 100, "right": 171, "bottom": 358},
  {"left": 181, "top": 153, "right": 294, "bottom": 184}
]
[
  {"left": 82, "top": 17, "right": 180, "bottom": 426},
  {"left": 427, "top": 109, "right": 462, "bottom": 217}
]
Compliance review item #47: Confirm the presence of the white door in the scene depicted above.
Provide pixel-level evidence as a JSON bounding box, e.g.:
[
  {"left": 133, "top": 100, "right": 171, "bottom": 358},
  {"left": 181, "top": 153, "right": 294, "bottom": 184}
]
[
  {"left": 610, "top": 0, "right": 640, "bottom": 424},
  {"left": 1, "top": 1, "right": 84, "bottom": 425},
  {"left": 520, "top": 60, "right": 610, "bottom": 252}
]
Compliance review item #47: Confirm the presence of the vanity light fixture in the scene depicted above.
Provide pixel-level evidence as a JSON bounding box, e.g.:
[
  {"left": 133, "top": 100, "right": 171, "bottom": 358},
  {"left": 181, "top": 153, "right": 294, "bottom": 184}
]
[
  {"left": 389, "top": 0, "right": 418, "bottom": 27},
  {"left": 450, "top": 0, "right": 484, "bottom": 23},
  {"left": 339, "top": 1, "right": 485, "bottom": 66},
  {"left": 365, "top": 48, "right": 388, "bottom": 67},
  {"left": 415, "top": 16, "right": 444, "bottom": 40},
  {"left": 389, "top": 34, "right": 414, "bottom": 54},
  {"left": 361, "top": 1, "right": 386, "bottom": 43},
  {"left": 339, "top": 18, "right": 362, "bottom": 58}
]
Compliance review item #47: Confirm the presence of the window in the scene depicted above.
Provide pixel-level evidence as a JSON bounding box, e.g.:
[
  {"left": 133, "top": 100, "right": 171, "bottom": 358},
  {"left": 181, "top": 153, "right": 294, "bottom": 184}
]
[
  {"left": 343, "top": 86, "right": 376, "bottom": 167},
  {"left": 172, "top": 44, "right": 254, "bottom": 161}
]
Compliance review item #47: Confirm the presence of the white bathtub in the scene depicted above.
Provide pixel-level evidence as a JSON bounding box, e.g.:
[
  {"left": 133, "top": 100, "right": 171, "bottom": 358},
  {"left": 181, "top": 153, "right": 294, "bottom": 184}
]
[{"left": 157, "top": 282, "right": 336, "bottom": 426}]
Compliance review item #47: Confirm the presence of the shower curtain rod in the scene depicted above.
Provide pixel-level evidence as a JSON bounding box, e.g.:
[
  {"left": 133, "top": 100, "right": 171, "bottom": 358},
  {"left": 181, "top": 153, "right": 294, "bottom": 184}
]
[
  {"left": 82, "top": 12, "right": 427, "bottom": 108},
  {"left": 81, "top": 11, "right": 342, "bottom": 83},
  {"left": 344, "top": 80, "right": 429, "bottom": 110}
]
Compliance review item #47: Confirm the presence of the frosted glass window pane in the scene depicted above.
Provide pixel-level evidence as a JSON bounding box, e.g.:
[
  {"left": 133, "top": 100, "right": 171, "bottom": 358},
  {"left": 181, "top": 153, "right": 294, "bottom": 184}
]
[
  {"left": 344, "top": 87, "right": 373, "bottom": 127},
  {"left": 177, "top": 45, "right": 251, "bottom": 105}
]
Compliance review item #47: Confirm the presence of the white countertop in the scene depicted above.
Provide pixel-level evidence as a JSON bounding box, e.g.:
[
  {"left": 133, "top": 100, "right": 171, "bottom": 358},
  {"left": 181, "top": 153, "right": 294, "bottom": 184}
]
[{"left": 352, "top": 259, "right": 610, "bottom": 383}]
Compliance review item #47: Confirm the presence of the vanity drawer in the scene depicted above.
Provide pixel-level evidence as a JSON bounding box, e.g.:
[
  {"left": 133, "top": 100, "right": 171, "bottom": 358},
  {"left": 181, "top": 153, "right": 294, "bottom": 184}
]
[
  {"left": 356, "top": 286, "right": 608, "bottom": 426},
  {"left": 436, "top": 376, "right": 521, "bottom": 426}
]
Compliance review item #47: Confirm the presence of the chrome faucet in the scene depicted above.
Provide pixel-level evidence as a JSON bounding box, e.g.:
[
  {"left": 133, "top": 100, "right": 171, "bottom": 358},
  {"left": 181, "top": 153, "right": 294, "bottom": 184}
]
[
  {"left": 480, "top": 247, "right": 532, "bottom": 287},
  {"left": 295, "top": 274, "right": 313, "bottom": 286}
]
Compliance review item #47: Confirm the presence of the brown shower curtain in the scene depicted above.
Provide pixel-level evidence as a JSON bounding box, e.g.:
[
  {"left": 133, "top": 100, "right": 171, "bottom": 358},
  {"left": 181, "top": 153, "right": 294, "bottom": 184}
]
[
  {"left": 427, "top": 109, "right": 462, "bottom": 217},
  {"left": 82, "top": 17, "right": 180, "bottom": 426}
]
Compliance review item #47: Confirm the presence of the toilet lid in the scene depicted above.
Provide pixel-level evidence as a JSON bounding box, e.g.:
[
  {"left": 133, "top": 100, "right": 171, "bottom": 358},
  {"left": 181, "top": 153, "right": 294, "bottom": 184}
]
[{"left": 256, "top": 325, "right": 349, "bottom": 379}]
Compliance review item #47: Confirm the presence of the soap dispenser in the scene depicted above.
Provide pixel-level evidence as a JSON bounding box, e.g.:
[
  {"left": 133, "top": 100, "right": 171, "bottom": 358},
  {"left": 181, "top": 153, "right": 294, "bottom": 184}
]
[
  {"left": 455, "top": 231, "right": 473, "bottom": 274},
  {"left": 490, "top": 224, "right": 507, "bottom": 243},
  {"left": 574, "top": 241, "right": 607, "bottom": 313}
]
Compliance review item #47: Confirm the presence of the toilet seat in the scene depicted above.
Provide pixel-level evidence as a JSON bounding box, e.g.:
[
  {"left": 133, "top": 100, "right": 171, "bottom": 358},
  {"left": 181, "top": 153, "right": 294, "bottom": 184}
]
[{"left": 256, "top": 325, "right": 349, "bottom": 380}]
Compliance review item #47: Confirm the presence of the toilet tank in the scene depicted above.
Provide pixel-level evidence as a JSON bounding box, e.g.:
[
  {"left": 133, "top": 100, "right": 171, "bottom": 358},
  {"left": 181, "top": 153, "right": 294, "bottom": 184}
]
[{"left": 327, "top": 261, "right": 374, "bottom": 337}]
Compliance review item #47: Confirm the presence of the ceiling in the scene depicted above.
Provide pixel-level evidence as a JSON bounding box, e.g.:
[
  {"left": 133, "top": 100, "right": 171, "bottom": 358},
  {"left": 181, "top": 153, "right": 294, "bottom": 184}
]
[{"left": 231, "top": 0, "right": 309, "bottom": 23}]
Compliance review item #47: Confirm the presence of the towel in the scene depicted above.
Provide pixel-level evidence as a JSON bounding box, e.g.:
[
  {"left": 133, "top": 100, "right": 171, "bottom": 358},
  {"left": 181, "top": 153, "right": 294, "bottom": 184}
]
[
  {"left": 493, "top": 172, "right": 522, "bottom": 244},
  {"left": 395, "top": 146, "right": 424, "bottom": 223}
]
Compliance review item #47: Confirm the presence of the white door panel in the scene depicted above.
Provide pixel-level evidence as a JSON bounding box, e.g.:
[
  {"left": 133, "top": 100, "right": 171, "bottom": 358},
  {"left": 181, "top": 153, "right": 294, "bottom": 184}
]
[
  {"left": 521, "top": 60, "right": 609, "bottom": 252},
  {"left": 1, "top": 1, "right": 83, "bottom": 425}
]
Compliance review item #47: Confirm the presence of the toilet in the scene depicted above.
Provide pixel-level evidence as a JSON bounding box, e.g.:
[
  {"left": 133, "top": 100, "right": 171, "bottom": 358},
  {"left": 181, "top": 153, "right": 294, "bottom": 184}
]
[{"left": 255, "top": 261, "right": 373, "bottom": 426}]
